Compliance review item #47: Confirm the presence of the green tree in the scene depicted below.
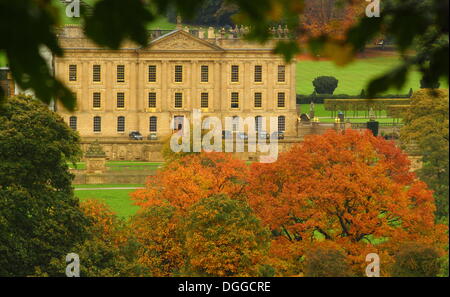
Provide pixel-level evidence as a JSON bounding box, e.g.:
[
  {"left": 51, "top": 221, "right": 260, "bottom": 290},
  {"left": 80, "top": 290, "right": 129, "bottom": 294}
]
[
  {"left": 400, "top": 89, "right": 449, "bottom": 220},
  {"left": 0, "top": 95, "right": 88, "bottom": 276},
  {"left": 37, "top": 199, "right": 149, "bottom": 277},
  {"left": 312, "top": 76, "right": 339, "bottom": 94},
  {"left": 182, "top": 194, "right": 270, "bottom": 277}
]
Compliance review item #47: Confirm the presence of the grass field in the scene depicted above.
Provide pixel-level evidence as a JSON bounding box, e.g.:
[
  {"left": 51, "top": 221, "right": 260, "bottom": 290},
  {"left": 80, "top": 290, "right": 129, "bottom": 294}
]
[
  {"left": 75, "top": 184, "right": 143, "bottom": 218},
  {"left": 0, "top": 52, "right": 6, "bottom": 67},
  {"left": 296, "top": 56, "right": 448, "bottom": 95}
]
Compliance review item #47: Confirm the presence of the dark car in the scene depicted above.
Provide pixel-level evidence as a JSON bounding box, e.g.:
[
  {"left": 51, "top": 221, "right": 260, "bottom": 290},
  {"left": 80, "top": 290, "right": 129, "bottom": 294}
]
[
  {"left": 222, "top": 130, "right": 232, "bottom": 140},
  {"left": 129, "top": 131, "right": 144, "bottom": 140}
]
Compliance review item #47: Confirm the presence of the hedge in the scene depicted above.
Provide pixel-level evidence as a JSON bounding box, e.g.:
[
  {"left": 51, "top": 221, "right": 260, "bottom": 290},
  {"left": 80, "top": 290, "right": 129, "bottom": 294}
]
[
  {"left": 297, "top": 93, "right": 412, "bottom": 104},
  {"left": 323, "top": 99, "right": 411, "bottom": 118}
]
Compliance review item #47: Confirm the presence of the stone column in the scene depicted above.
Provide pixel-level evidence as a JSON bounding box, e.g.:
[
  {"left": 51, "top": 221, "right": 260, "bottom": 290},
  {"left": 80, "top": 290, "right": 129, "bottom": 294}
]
[{"left": 207, "top": 27, "right": 215, "bottom": 39}]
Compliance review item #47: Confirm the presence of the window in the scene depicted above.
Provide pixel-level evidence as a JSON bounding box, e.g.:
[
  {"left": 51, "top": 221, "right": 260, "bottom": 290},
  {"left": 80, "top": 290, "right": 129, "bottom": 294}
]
[
  {"left": 231, "top": 92, "right": 239, "bottom": 109},
  {"left": 254, "top": 92, "right": 262, "bottom": 108},
  {"left": 149, "top": 116, "right": 157, "bottom": 132},
  {"left": 277, "top": 92, "right": 286, "bottom": 108},
  {"left": 148, "top": 65, "right": 157, "bottom": 82},
  {"left": 69, "top": 65, "right": 77, "bottom": 82},
  {"left": 201, "top": 92, "right": 209, "bottom": 108},
  {"left": 201, "top": 65, "right": 209, "bottom": 82},
  {"left": 93, "top": 92, "right": 101, "bottom": 108},
  {"left": 278, "top": 65, "right": 286, "bottom": 82},
  {"left": 255, "top": 116, "right": 263, "bottom": 132},
  {"left": 117, "top": 116, "right": 125, "bottom": 132},
  {"left": 69, "top": 116, "right": 77, "bottom": 130},
  {"left": 117, "top": 65, "right": 125, "bottom": 83},
  {"left": 93, "top": 65, "right": 101, "bottom": 82},
  {"left": 93, "top": 116, "right": 101, "bottom": 132},
  {"left": 278, "top": 116, "right": 286, "bottom": 132},
  {"left": 148, "top": 92, "right": 156, "bottom": 108},
  {"left": 231, "top": 65, "right": 239, "bottom": 82},
  {"left": 175, "top": 65, "right": 183, "bottom": 82},
  {"left": 117, "top": 92, "right": 125, "bottom": 109},
  {"left": 174, "top": 92, "right": 183, "bottom": 108},
  {"left": 254, "top": 65, "right": 262, "bottom": 82}
]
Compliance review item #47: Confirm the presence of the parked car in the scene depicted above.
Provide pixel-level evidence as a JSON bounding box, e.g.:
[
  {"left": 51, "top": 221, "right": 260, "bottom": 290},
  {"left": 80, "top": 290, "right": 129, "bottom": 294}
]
[
  {"left": 129, "top": 131, "right": 144, "bottom": 140},
  {"left": 236, "top": 132, "right": 248, "bottom": 140},
  {"left": 222, "top": 130, "right": 232, "bottom": 140},
  {"left": 272, "top": 131, "right": 284, "bottom": 140},
  {"left": 147, "top": 132, "right": 158, "bottom": 140},
  {"left": 257, "top": 131, "right": 270, "bottom": 140}
]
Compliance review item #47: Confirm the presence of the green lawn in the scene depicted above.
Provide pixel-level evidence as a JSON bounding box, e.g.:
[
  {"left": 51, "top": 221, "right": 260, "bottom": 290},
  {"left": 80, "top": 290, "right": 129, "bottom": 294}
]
[
  {"left": 76, "top": 188, "right": 140, "bottom": 218},
  {"left": 296, "top": 56, "right": 448, "bottom": 95},
  {"left": 0, "top": 52, "right": 6, "bottom": 67},
  {"left": 147, "top": 17, "right": 176, "bottom": 30}
]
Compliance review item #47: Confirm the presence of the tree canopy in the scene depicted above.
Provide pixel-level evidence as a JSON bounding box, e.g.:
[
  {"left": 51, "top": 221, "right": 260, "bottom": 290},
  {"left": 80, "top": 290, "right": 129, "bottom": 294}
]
[
  {"left": 0, "top": 95, "right": 88, "bottom": 276},
  {"left": 400, "top": 89, "right": 449, "bottom": 220},
  {"left": 247, "top": 129, "right": 447, "bottom": 275}
]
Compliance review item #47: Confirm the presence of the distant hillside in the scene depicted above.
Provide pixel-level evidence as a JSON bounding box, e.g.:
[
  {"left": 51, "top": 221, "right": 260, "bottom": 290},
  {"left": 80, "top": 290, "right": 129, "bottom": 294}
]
[
  {"left": 55, "top": 0, "right": 175, "bottom": 29},
  {"left": 167, "top": 0, "right": 238, "bottom": 27}
]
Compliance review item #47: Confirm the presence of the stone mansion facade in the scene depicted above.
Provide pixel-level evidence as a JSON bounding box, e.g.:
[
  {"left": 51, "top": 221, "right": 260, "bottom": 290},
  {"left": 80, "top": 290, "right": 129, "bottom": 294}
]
[{"left": 54, "top": 26, "right": 298, "bottom": 141}]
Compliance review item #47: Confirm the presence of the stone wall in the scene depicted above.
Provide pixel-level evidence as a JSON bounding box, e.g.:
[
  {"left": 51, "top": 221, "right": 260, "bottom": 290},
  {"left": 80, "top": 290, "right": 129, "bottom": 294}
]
[
  {"left": 72, "top": 169, "right": 155, "bottom": 185},
  {"left": 79, "top": 123, "right": 406, "bottom": 162}
]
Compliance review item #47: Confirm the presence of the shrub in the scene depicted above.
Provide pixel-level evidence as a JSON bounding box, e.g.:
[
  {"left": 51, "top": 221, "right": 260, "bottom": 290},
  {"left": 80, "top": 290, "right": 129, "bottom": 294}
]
[
  {"left": 296, "top": 93, "right": 411, "bottom": 104},
  {"left": 360, "top": 89, "right": 367, "bottom": 98},
  {"left": 391, "top": 243, "right": 441, "bottom": 277},
  {"left": 420, "top": 78, "right": 440, "bottom": 89},
  {"left": 312, "top": 76, "right": 339, "bottom": 94},
  {"left": 303, "top": 247, "right": 354, "bottom": 277}
]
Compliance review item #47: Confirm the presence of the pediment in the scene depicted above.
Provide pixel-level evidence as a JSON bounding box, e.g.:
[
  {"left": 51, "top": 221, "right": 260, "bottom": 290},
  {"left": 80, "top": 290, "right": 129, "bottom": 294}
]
[{"left": 146, "top": 30, "right": 223, "bottom": 51}]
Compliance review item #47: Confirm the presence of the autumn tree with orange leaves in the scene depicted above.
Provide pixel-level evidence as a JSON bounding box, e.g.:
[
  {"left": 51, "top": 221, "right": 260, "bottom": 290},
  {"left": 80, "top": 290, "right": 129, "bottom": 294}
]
[
  {"left": 300, "top": 0, "right": 366, "bottom": 40},
  {"left": 132, "top": 152, "right": 249, "bottom": 211},
  {"left": 130, "top": 153, "right": 261, "bottom": 276},
  {"left": 247, "top": 129, "right": 447, "bottom": 276}
]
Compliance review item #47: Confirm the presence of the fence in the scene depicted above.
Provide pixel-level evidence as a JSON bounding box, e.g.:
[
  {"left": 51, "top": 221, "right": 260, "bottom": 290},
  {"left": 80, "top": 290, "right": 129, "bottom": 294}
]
[{"left": 351, "top": 122, "right": 404, "bottom": 129}]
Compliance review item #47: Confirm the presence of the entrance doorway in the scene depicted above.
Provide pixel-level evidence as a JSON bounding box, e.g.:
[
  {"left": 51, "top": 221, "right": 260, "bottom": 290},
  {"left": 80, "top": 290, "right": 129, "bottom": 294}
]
[{"left": 173, "top": 115, "right": 185, "bottom": 131}]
